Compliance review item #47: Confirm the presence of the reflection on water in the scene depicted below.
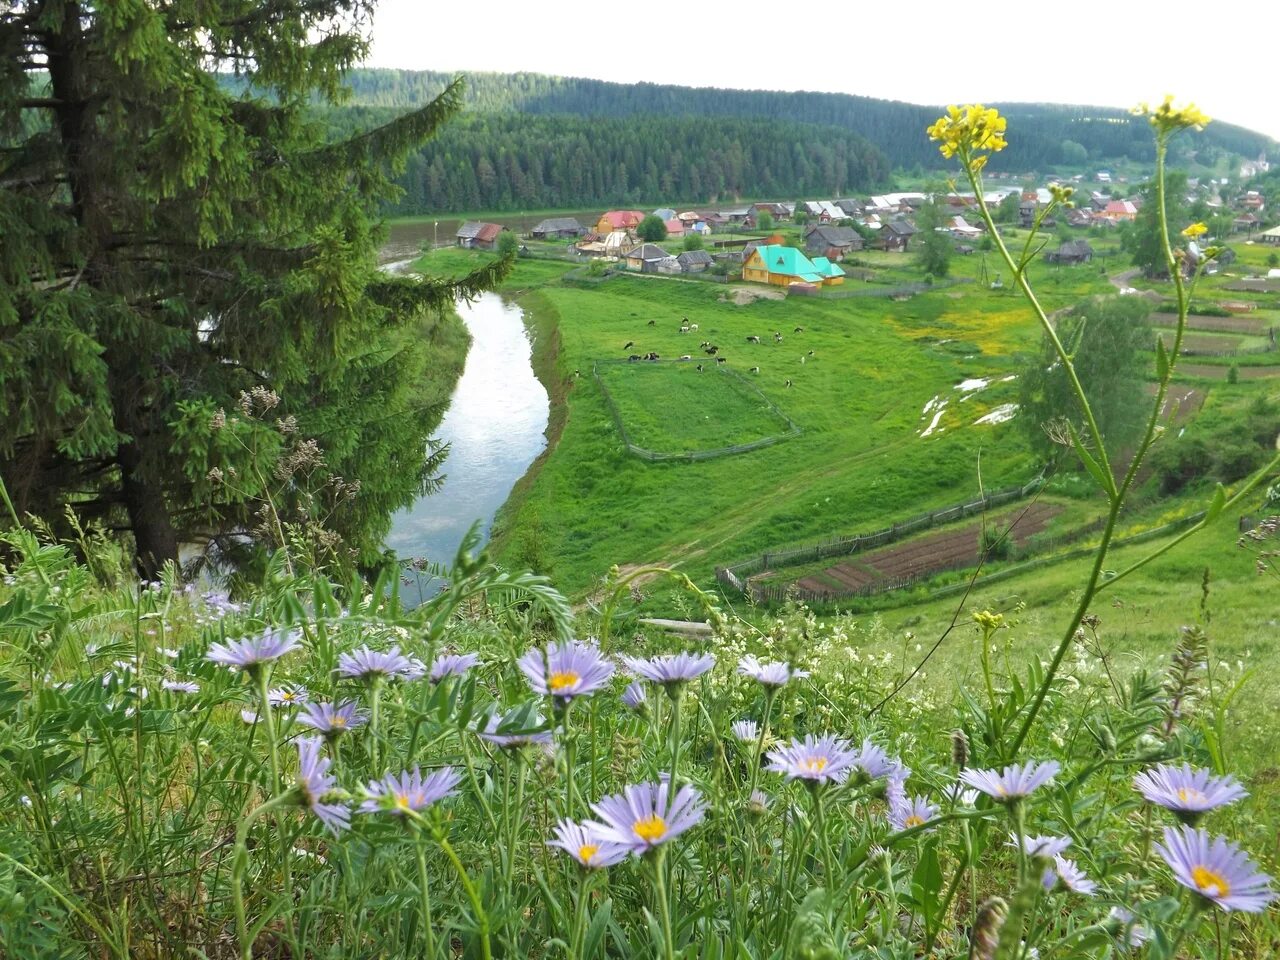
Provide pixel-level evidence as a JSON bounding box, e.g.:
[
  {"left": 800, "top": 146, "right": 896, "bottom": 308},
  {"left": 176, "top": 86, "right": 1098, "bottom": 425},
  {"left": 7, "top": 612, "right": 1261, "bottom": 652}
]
[{"left": 385, "top": 292, "right": 548, "bottom": 604}]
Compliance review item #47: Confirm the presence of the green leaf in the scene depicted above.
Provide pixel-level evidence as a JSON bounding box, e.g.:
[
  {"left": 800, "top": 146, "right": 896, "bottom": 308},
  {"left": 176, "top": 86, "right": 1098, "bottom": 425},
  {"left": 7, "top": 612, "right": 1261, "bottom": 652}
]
[
  {"left": 1068, "top": 422, "right": 1113, "bottom": 495},
  {"left": 1155, "top": 336, "right": 1169, "bottom": 381},
  {"left": 584, "top": 896, "right": 612, "bottom": 959},
  {"left": 1205, "top": 482, "right": 1227, "bottom": 523}
]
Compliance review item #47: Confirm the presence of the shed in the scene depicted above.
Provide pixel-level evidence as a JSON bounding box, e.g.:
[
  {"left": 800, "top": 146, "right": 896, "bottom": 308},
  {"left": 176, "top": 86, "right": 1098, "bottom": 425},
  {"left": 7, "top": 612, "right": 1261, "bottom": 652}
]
[
  {"left": 531, "top": 217, "right": 585, "bottom": 240},
  {"left": 676, "top": 249, "right": 714, "bottom": 273},
  {"left": 623, "top": 243, "right": 676, "bottom": 273}
]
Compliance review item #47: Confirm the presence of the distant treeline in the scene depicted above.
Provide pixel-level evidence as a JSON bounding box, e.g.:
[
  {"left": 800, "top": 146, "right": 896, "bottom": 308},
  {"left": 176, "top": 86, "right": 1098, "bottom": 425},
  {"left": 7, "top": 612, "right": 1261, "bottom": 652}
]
[
  {"left": 322, "top": 108, "right": 890, "bottom": 215},
  {"left": 334, "top": 70, "right": 1276, "bottom": 172}
]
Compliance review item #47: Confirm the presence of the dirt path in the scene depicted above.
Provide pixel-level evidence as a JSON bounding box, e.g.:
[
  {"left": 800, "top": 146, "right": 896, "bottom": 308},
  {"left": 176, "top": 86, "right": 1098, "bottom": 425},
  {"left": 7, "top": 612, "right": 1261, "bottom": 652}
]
[{"left": 779, "top": 502, "right": 1064, "bottom": 598}]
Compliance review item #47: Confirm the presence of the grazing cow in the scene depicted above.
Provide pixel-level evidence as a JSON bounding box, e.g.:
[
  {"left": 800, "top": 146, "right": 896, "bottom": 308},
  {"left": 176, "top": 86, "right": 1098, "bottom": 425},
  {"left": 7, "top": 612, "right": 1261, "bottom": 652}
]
[
  {"left": 678, "top": 325, "right": 688, "bottom": 333},
  {"left": 645, "top": 352, "right": 660, "bottom": 361},
  {"left": 624, "top": 341, "right": 634, "bottom": 350},
  {"left": 746, "top": 335, "right": 760, "bottom": 343},
  {"left": 807, "top": 350, "right": 815, "bottom": 356},
  {"left": 682, "top": 316, "right": 689, "bottom": 323},
  {"left": 689, "top": 323, "right": 699, "bottom": 331},
  {"left": 705, "top": 346, "right": 719, "bottom": 356},
  {"left": 716, "top": 357, "right": 728, "bottom": 364},
  {"left": 699, "top": 341, "right": 710, "bottom": 348},
  {"left": 696, "top": 364, "right": 704, "bottom": 372},
  {"left": 628, "top": 354, "right": 642, "bottom": 362},
  {"left": 749, "top": 366, "right": 760, "bottom": 374},
  {"left": 794, "top": 326, "right": 804, "bottom": 333},
  {"left": 773, "top": 333, "right": 783, "bottom": 343},
  {"left": 784, "top": 379, "right": 793, "bottom": 388},
  {"left": 678, "top": 354, "right": 692, "bottom": 361},
  {"left": 647, "top": 319, "right": 656, "bottom": 326}
]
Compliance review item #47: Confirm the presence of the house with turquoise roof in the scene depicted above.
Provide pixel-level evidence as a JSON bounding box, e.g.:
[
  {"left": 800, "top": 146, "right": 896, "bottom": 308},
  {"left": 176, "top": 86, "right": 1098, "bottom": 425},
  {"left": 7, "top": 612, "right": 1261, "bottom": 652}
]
[{"left": 742, "top": 244, "right": 845, "bottom": 287}]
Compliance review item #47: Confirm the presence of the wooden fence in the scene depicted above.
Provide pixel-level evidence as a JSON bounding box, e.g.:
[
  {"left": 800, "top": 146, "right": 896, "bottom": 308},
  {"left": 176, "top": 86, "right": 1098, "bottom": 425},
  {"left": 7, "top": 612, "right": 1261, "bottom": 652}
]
[
  {"left": 717, "top": 503, "right": 1209, "bottom": 608},
  {"left": 715, "top": 479, "right": 1042, "bottom": 600},
  {"left": 593, "top": 359, "right": 801, "bottom": 463}
]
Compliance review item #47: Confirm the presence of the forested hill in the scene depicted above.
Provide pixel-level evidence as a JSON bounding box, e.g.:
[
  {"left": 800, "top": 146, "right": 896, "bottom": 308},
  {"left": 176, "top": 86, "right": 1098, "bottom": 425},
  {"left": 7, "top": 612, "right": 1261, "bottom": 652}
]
[
  {"left": 338, "top": 70, "right": 1276, "bottom": 173},
  {"left": 326, "top": 109, "right": 889, "bottom": 215}
]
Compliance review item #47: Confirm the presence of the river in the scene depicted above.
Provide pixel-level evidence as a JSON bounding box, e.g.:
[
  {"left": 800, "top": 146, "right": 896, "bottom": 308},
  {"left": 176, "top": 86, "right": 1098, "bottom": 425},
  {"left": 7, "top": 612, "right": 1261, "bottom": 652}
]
[{"left": 383, "top": 283, "right": 549, "bottom": 604}]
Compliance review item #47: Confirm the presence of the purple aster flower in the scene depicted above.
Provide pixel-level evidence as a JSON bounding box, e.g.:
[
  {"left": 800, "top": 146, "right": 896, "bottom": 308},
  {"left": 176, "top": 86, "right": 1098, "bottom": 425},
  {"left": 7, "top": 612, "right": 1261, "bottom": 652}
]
[
  {"left": 621, "top": 681, "right": 647, "bottom": 710},
  {"left": 1008, "top": 833, "right": 1072, "bottom": 859},
  {"left": 620, "top": 652, "right": 715, "bottom": 686},
  {"left": 1133, "top": 764, "right": 1247, "bottom": 820},
  {"left": 518, "top": 640, "right": 615, "bottom": 700},
  {"left": 960, "top": 760, "right": 1060, "bottom": 801},
  {"left": 731, "top": 720, "right": 760, "bottom": 743},
  {"left": 737, "top": 655, "right": 809, "bottom": 687},
  {"left": 337, "top": 645, "right": 424, "bottom": 682},
  {"left": 1155, "top": 825, "right": 1276, "bottom": 912},
  {"left": 206, "top": 628, "right": 300, "bottom": 670},
  {"left": 477, "top": 713, "right": 554, "bottom": 749},
  {"left": 162, "top": 679, "right": 199, "bottom": 694},
  {"left": 268, "top": 684, "right": 309, "bottom": 707},
  {"left": 241, "top": 708, "right": 262, "bottom": 725},
  {"left": 888, "top": 795, "right": 939, "bottom": 832},
  {"left": 359, "top": 766, "right": 461, "bottom": 815},
  {"left": 297, "top": 700, "right": 367, "bottom": 736},
  {"left": 295, "top": 736, "right": 350, "bottom": 834},
  {"left": 547, "top": 819, "right": 631, "bottom": 869},
  {"left": 587, "top": 782, "right": 707, "bottom": 854},
  {"left": 885, "top": 769, "right": 908, "bottom": 809},
  {"left": 843, "top": 739, "right": 899, "bottom": 782},
  {"left": 1043, "top": 855, "right": 1096, "bottom": 895},
  {"left": 766, "top": 734, "right": 859, "bottom": 784},
  {"left": 429, "top": 652, "right": 481, "bottom": 684},
  {"left": 944, "top": 780, "right": 981, "bottom": 807}
]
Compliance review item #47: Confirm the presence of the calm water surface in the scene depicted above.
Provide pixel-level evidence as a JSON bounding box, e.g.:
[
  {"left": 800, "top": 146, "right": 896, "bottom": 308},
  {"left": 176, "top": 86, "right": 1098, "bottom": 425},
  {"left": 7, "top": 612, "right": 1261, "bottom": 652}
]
[{"left": 385, "top": 289, "right": 548, "bottom": 603}]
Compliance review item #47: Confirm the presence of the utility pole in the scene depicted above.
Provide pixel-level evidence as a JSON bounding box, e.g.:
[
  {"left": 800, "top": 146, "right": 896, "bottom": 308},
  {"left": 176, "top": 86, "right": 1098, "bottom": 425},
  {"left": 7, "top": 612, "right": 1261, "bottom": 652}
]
[{"left": 433, "top": 220, "right": 438, "bottom": 249}]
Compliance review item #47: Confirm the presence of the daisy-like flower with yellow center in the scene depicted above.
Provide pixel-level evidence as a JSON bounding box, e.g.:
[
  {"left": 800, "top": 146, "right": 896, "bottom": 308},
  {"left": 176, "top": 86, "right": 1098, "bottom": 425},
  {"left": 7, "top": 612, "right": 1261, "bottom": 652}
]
[
  {"left": 518, "top": 639, "right": 615, "bottom": 701},
  {"left": 1155, "top": 825, "right": 1275, "bottom": 912},
  {"left": 547, "top": 819, "right": 630, "bottom": 869},
  {"left": 766, "top": 734, "right": 859, "bottom": 785},
  {"left": 586, "top": 782, "right": 707, "bottom": 855},
  {"left": 359, "top": 766, "right": 461, "bottom": 817}
]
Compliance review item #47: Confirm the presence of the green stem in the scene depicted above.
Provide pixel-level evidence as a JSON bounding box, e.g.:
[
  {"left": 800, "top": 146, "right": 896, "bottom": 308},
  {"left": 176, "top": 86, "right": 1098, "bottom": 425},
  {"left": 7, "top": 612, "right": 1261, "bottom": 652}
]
[
  {"left": 811, "top": 788, "right": 837, "bottom": 887},
  {"left": 253, "top": 667, "right": 281, "bottom": 792},
  {"left": 436, "top": 831, "right": 493, "bottom": 960},
  {"left": 368, "top": 675, "right": 384, "bottom": 768},
  {"left": 562, "top": 699, "right": 580, "bottom": 817},
  {"left": 667, "top": 687, "right": 683, "bottom": 807},
  {"left": 569, "top": 869, "right": 592, "bottom": 958},
  {"left": 232, "top": 792, "right": 296, "bottom": 960},
  {"left": 1012, "top": 800, "right": 1028, "bottom": 885},
  {"left": 747, "top": 687, "right": 777, "bottom": 800},
  {"left": 460, "top": 734, "right": 501, "bottom": 834},
  {"left": 651, "top": 848, "right": 675, "bottom": 960},
  {"left": 415, "top": 836, "right": 439, "bottom": 959}
]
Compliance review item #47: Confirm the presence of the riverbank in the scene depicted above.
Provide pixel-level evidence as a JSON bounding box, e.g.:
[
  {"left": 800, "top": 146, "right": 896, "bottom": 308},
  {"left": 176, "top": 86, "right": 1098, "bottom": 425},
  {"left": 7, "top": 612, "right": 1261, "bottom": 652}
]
[{"left": 487, "top": 288, "right": 571, "bottom": 571}]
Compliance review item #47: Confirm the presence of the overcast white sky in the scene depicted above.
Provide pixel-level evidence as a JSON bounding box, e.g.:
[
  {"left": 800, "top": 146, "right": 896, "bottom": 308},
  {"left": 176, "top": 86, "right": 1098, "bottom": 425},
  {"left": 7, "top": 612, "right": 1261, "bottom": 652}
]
[{"left": 365, "top": 0, "right": 1279, "bottom": 144}]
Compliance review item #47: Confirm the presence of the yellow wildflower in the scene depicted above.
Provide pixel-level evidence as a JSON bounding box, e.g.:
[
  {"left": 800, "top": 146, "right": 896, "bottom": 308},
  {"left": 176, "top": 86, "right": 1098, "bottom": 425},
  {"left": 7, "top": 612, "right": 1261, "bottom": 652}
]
[
  {"left": 1134, "top": 95, "right": 1211, "bottom": 136},
  {"left": 972, "top": 610, "right": 1005, "bottom": 632},
  {"left": 927, "top": 104, "right": 1009, "bottom": 172},
  {"left": 1181, "top": 222, "right": 1208, "bottom": 238}
]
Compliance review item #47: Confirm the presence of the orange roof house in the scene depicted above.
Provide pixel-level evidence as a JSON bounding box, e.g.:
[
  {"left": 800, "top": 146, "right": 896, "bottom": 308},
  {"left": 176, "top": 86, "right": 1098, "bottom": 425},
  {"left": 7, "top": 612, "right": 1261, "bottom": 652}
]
[{"left": 594, "top": 210, "right": 645, "bottom": 234}]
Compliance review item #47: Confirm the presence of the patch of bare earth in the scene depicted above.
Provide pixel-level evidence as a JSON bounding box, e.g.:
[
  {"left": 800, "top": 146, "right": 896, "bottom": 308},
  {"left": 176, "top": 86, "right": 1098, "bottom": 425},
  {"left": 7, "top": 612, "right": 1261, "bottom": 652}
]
[
  {"left": 786, "top": 502, "right": 1064, "bottom": 598},
  {"left": 721, "top": 287, "right": 786, "bottom": 307}
]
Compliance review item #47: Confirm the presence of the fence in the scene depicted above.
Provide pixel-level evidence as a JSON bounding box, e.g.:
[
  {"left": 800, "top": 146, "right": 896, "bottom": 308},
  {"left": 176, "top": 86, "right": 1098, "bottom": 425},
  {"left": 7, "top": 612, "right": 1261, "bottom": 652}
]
[
  {"left": 717, "top": 505, "right": 1210, "bottom": 608},
  {"left": 593, "top": 359, "right": 801, "bottom": 463},
  {"left": 714, "top": 479, "right": 1042, "bottom": 599},
  {"left": 810, "top": 277, "right": 972, "bottom": 300}
]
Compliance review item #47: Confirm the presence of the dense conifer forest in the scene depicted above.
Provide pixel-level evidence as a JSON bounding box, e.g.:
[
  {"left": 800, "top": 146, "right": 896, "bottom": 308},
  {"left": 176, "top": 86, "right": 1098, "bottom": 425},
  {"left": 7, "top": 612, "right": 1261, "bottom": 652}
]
[{"left": 314, "top": 70, "right": 1279, "bottom": 215}]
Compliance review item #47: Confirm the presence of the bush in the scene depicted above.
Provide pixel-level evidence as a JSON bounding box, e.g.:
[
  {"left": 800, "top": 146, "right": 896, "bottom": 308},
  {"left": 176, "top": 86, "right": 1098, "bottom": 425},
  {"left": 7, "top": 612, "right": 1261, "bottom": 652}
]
[{"left": 980, "top": 524, "right": 1012, "bottom": 560}]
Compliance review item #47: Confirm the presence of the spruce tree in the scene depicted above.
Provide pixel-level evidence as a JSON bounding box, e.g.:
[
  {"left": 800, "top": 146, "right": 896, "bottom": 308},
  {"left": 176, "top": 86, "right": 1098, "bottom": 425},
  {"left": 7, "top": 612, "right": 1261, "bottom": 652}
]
[{"left": 0, "top": 1, "right": 506, "bottom": 576}]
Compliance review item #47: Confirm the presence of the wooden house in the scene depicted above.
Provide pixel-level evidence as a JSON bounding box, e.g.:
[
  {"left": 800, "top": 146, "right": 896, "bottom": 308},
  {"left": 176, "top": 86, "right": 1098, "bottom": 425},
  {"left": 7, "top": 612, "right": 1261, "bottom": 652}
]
[
  {"left": 881, "top": 220, "right": 918, "bottom": 252},
  {"left": 676, "top": 249, "right": 714, "bottom": 273},
  {"left": 595, "top": 210, "right": 645, "bottom": 234},
  {"left": 456, "top": 221, "right": 503, "bottom": 249},
  {"left": 1044, "top": 239, "right": 1094, "bottom": 265},
  {"left": 1099, "top": 199, "right": 1138, "bottom": 222},
  {"left": 623, "top": 243, "right": 676, "bottom": 273},
  {"left": 742, "top": 244, "right": 844, "bottom": 287},
  {"left": 803, "top": 225, "right": 863, "bottom": 259},
  {"left": 531, "top": 217, "right": 585, "bottom": 240}
]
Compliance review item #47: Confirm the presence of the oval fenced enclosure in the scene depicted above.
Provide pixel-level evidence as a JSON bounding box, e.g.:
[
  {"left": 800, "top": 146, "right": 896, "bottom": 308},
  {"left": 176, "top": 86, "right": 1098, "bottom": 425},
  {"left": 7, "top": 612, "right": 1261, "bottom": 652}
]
[{"left": 593, "top": 358, "right": 801, "bottom": 462}]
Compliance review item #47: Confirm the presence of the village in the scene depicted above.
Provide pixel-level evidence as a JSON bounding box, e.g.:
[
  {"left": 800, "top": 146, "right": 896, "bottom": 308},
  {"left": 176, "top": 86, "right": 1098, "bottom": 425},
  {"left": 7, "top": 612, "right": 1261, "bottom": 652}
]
[{"left": 452, "top": 165, "right": 1279, "bottom": 291}]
